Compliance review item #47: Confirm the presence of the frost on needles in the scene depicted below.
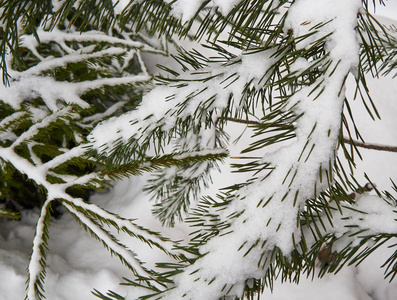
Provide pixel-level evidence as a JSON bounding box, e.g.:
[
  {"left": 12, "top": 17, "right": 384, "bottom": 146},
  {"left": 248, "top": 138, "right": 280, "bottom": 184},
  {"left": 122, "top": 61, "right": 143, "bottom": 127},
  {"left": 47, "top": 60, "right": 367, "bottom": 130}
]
[{"left": 0, "top": 0, "right": 396, "bottom": 300}]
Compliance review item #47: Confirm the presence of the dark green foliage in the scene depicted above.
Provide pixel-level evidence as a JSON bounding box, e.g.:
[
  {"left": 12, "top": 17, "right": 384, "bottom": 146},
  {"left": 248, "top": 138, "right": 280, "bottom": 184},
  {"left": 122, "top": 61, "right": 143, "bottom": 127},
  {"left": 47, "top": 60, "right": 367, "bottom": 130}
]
[
  {"left": 0, "top": 5, "right": 150, "bottom": 217},
  {"left": 0, "top": 2, "right": 180, "bottom": 298}
]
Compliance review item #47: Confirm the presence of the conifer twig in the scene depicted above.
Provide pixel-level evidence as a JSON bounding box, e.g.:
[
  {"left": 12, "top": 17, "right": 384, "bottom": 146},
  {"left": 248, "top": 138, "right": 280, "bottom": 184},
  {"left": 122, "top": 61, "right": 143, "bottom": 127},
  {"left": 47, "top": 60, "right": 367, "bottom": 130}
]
[
  {"left": 100, "top": 149, "right": 228, "bottom": 178},
  {"left": 342, "top": 137, "right": 397, "bottom": 153},
  {"left": 222, "top": 117, "right": 397, "bottom": 153}
]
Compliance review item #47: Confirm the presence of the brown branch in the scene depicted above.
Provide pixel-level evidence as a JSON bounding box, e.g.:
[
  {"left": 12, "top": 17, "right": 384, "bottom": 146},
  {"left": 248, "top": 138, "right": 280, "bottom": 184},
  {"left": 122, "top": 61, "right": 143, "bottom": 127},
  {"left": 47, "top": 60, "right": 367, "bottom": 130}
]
[
  {"left": 221, "top": 117, "right": 397, "bottom": 153},
  {"left": 224, "top": 117, "right": 262, "bottom": 126},
  {"left": 342, "top": 138, "right": 397, "bottom": 153}
]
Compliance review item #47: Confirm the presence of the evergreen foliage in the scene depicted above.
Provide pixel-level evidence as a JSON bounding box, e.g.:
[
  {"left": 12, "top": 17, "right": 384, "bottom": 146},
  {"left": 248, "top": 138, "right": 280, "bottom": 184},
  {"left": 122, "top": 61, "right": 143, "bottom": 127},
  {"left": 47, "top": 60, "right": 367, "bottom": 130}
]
[{"left": 0, "top": 0, "right": 396, "bottom": 299}]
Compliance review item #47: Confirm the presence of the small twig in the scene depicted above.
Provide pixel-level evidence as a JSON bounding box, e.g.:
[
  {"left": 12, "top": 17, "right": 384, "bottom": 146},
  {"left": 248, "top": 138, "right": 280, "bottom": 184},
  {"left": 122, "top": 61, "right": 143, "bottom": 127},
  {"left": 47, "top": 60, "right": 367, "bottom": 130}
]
[
  {"left": 224, "top": 117, "right": 262, "bottom": 126},
  {"left": 101, "top": 150, "right": 228, "bottom": 178},
  {"left": 220, "top": 117, "right": 397, "bottom": 153},
  {"left": 343, "top": 138, "right": 397, "bottom": 153}
]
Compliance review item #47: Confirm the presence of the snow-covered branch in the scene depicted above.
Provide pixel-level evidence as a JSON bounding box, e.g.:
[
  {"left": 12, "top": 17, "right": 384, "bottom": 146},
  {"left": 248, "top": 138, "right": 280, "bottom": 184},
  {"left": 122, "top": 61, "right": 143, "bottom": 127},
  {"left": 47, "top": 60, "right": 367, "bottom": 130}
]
[
  {"left": 11, "top": 106, "right": 75, "bottom": 149},
  {"left": 26, "top": 199, "right": 52, "bottom": 300},
  {"left": 88, "top": 50, "right": 276, "bottom": 157},
  {"left": 21, "top": 29, "right": 151, "bottom": 55},
  {"left": 62, "top": 202, "right": 162, "bottom": 285},
  {"left": 1, "top": 0, "right": 396, "bottom": 299},
  {"left": 157, "top": 0, "right": 366, "bottom": 298},
  {"left": 63, "top": 196, "right": 179, "bottom": 259},
  {"left": 328, "top": 195, "right": 397, "bottom": 239}
]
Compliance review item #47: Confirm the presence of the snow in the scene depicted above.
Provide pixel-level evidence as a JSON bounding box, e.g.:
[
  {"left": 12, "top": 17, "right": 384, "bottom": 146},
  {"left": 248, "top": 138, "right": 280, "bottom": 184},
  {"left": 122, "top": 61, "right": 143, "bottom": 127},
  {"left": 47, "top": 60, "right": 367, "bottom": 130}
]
[
  {"left": 261, "top": 267, "right": 373, "bottom": 300},
  {"left": 88, "top": 50, "right": 277, "bottom": 154},
  {"left": 157, "top": 0, "right": 367, "bottom": 297},
  {"left": 369, "top": 0, "right": 397, "bottom": 20},
  {"left": 0, "top": 0, "right": 397, "bottom": 299},
  {"left": 0, "top": 250, "right": 26, "bottom": 299},
  {"left": 26, "top": 201, "right": 52, "bottom": 300},
  {"left": 0, "top": 72, "right": 150, "bottom": 111},
  {"left": 0, "top": 27, "right": 152, "bottom": 112},
  {"left": 21, "top": 29, "right": 148, "bottom": 52},
  {"left": 112, "top": 0, "right": 247, "bottom": 24},
  {"left": 163, "top": 0, "right": 241, "bottom": 23},
  {"left": 112, "top": 0, "right": 135, "bottom": 15},
  {"left": 11, "top": 106, "right": 74, "bottom": 148},
  {"left": 165, "top": 0, "right": 205, "bottom": 23},
  {"left": 3, "top": 146, "right": 396, "bottom": 300}
]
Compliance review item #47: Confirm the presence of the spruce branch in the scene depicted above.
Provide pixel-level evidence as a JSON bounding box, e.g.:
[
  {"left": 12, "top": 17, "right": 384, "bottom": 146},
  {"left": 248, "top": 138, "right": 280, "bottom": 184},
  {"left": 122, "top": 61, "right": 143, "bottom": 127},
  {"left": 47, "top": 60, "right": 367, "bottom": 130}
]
[
  {"left": 0, "top": 207, "right": 21, "bottom": 220},
  {"left": 62, "top": 196, "right": 180, "bottom": 260},
  {"left": 63, "top": 202, "right": 163, "bottom": 287},
  {"left": 11, "top": 106, "right": 76, "bottom": 149},
  {"left": 139, "top": 3, "right": 396, "bottom": 299},
  {"left": 100, "top": 149, "right": 228, "bottom": 179},
  {"left": 21, "top": 29, "right": 153, "bottom": 54},
  {"left": 19, "top": 47, "right": 127, "bottom": 77},
  {"left": 302, "top": 193, "right": 397, "bottom": 279},
  {"left": 0, "top": 1, "right": 396, "bottom": 299}
]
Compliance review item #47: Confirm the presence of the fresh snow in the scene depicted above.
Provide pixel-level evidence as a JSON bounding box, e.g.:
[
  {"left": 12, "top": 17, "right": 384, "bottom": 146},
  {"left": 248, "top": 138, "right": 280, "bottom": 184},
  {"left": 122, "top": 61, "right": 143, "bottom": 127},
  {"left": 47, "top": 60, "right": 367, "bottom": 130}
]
[
  {"left": 0, "top": 0, "right": 397, "bottom": 299},
  {"left": 112, "top": 0, "right": 242, "bottom": 23},
  {"left": 1, "top": 27, "right": 152, "bottom": 111},
  {"left": 88, "top": 49, "right": 277, "bottom": 154},
  {"left": 156, "top": 1, "right": 368, "bottom": 298}
]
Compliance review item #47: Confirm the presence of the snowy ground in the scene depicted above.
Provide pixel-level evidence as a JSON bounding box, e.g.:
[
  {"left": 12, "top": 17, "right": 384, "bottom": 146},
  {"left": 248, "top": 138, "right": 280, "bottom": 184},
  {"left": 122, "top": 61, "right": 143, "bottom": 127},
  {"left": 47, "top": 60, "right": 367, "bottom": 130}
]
[{"left": 1, "top": 6, "right": 397, "bottom": 300}]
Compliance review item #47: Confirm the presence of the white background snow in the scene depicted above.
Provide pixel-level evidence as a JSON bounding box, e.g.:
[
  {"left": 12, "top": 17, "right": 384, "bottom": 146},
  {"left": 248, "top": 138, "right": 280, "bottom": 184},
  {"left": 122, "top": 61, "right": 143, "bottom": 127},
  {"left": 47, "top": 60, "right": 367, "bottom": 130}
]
[{"left": 0, "top": 1, "right": 397, "bottom": 300}]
